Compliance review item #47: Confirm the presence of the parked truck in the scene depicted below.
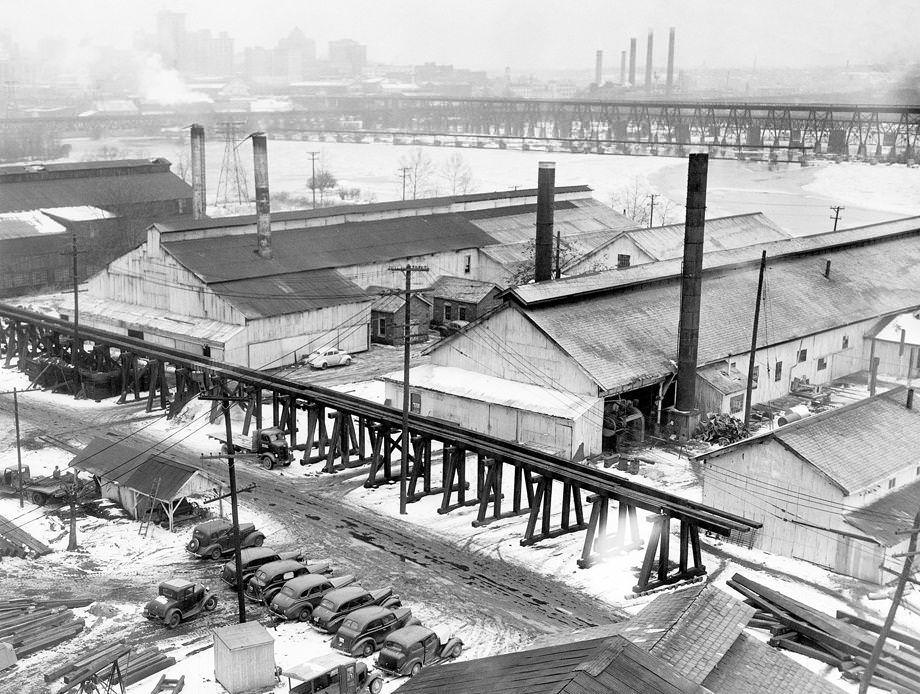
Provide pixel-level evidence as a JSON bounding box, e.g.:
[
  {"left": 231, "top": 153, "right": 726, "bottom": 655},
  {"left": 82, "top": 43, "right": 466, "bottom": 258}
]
[
  {"left": 209, "top": 427, "right": 293, "bottom": 470},
  {"left": 1, "top": 466, "right": 67, "bottom": 506}
]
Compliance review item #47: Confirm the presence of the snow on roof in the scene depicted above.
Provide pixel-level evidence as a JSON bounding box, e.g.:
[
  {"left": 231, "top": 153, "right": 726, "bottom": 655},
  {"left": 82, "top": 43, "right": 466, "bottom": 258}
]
[
  {"left": 870, "top": 310, "right": 920, "bottom": 346},
  {"left": 282, "top": 653, "right": 354, "bottom": 681},
  {"left": 384, "top": 364, "right": 597, "bottom": 420},
  {"left": 41, "top": 206, "right": 116, "bottom": 222},
  {"left": 0, "top": 210, "right": 66, "bottom": 239},
  {"left": 213, "top": 621, "right": 274, "bottom": 650}
]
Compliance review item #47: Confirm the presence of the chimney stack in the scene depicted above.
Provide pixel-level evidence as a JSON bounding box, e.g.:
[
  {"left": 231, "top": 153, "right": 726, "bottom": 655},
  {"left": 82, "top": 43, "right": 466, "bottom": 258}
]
[
  {"left": 666, "top": 27, "right": 676, "bottom": 94},
  {"left": 252, "top": 132, "right": 272, "bottom": 259},
  {"left": 673, "top": 153, "right": 709, "bottom": 434},
  {"left": 908, "top": 388, "right": 915, "bottom": 410},
  {"left": 620, "top": 50, "right": 627, "bottom": 84},
  {"left": 190, "top": 124, "right": 206, "bottom": 220},
  {"left": 534, "top": 162, "right": 556, "bottom": 283},
  {"left": 824, "top": 259, "right": 831, "bottom": 278},
  {"left": 595, "top": 50, "right": 604, "bottom": 86},
  {"left": 628, "top": 38, "right": 637, "bottom": 86},
  {"left": 645, "top": 30, "right": 654, "bottom": 90}
]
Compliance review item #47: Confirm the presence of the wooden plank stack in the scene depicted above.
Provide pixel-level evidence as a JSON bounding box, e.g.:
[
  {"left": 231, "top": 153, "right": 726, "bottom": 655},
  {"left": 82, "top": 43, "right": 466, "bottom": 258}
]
[
  {"left": 47, "top": 638, "right": 176, "bottom": 692},
  {"left": 0, "top": 598, "right": 91, "bottom": 660},
  {"left": 728, "top": 573, "right": 920, "bottom": 693},
  {"left": 0, "top": 513, "right": 53, "bottom": 557}
]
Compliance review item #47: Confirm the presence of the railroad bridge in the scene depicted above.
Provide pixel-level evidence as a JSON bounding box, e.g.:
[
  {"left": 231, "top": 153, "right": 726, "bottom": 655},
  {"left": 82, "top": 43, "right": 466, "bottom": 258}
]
[
  {"left": 0, "top": 302, "right": 758, "bottom": 593},
  {"left": 3, "top": 97, "right": 918, "bottom": 159}
]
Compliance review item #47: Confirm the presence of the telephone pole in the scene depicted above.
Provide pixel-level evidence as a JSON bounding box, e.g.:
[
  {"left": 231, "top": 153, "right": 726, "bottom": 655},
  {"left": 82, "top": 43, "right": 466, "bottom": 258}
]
[
  {"left": 648, "top": 193, "right": 659, "bottom": 228},
  {"left": 388, "top": 264, "right": 429, "bottom": 515},
  {"left": 199, "top": 393, "right": 249, "bottom": 623},
  {"left": 743, "top": 251, "right": 767, "bottom": 428},
  {"left": 398, "top": 167, "right": 410, "bottom": 201},
  {"left": 70, "top": 229, "right": 79, "bottom": 368},
  {"left": 307, "top": 151, "right": 320, "bottom": 209},
  {"left": 13, "top": 388, "right": 22, "bottom": 508},
  {"left": 830, "top": 205, "right": 844, "bottom": 231},
  {"left": 66, "top": 472, "right": 79, "bottom": 551},
  {"left": 859, "top": 507, "right": 920, "bottom": 693}
]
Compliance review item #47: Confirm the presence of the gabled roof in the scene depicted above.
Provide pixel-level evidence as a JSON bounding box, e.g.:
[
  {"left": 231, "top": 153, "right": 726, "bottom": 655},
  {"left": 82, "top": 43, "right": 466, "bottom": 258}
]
[
  {"left": 208, "top": 270, "right": 370, "bottom": 318},
  {"left": 428, "top": 275, "right": 499, "bottom": 303},
  {"left": 69, "top": 437, "right": 204, "bottom": 501},
  {"left": 696, "top": 388, "right": 920, "bottom": 495},
  {"left": 393, "top": 634, "right": 708, "bottom": 694},
  {"left": 869, "top": 310, "right": 920, "bottom": 346},
  {"left": 846, "top": 476, "right": 920, "bottom": 545}
]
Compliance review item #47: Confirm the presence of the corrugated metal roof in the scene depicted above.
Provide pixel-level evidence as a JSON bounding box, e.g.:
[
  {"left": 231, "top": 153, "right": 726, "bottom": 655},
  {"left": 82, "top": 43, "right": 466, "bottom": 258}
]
[
  {"left": 512, "top": 216, "right": 920, "bottom": 307},
  {"left": 163, "top": 213, "right": 497, "bottom": 283},
  {"left": 846, "top": 477, "right": 920, "bottom": 545},
  {"left": 772, "top": 388, "right": 920, "bottom": 494},
  {"left": 393, "top": 634, "right": 708, "bottom": 694},
  {"left": 209, "top": 270, "right": 370, "bottom": 319},
  {"left": 69, "top": 437, "right": 202, "bottom": 501},
  {"left": 428, "top": 276, "right": 498, "bottom": 303},
  {"left": 514, "top": 227, "right": 920, "bottom": 393}
]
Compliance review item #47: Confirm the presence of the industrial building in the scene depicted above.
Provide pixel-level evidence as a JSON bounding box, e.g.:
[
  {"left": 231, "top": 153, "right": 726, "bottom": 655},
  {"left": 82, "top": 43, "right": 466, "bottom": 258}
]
[
  {"left": 398, "top": 214, "right": 920, "bottom": 458},
  {"left": 695, "top": 387, "right": 920, "bottom": 583},
  {"left": 0, "top": 159, "right": 193, "bottom": 297},
  {"left": 427, "top": 276, "right": 501, "bottom": 326},
  {"left": 370, "top": 290, "right": 431, "bottom": 346}
]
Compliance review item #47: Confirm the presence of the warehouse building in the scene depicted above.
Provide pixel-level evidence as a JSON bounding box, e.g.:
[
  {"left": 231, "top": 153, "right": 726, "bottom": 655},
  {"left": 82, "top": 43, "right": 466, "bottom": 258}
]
[
  {"left": 0, "top": 159, "right": 194, "bottom": 297},
  {"left": 695, "top": 387, "right": 920, "bottom": 583},
  {"left": 394, "top": 216, "right": 920, "bottom": 458}
]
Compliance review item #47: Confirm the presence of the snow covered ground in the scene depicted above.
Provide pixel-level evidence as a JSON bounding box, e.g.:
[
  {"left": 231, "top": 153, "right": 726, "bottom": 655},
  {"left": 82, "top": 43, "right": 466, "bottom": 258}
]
[{"left": 805, "top": 161, "right": 920, "bottom": 217}]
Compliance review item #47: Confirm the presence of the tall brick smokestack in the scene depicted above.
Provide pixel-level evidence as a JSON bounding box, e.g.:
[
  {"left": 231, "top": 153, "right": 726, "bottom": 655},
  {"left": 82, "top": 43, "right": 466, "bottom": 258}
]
[
  {"left": 628, "top": 38, "right": 637, "bottom": 86},
  {"left": 620, "top": 50, "right": 626, "bottom": 84},
  {"left": 252, "top": 132, "right": 271, "bottom": 259},
  {"left": 645, "top": 30, "right": 654, "bottom": 90},
  {"left": 666, "top": 27, "right": 676, "bottom": 94},
  {"left": 190, "top": 124, "right": 206, "bottom": 220},
  {"left": 534, "top": 161, "right": 556, "bottom": 283},
  {"left": 675, "top": 153, "right": 708, "bottom": 415},
  {"left": 595, "top": 50, "right": 603, "bottom": 86}
]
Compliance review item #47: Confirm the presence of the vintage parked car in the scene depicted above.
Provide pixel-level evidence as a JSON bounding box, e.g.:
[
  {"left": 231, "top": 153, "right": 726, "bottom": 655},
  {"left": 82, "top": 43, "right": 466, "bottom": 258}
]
[
  {"left": 268, "top": 573, "right": 356, "bottom": 622},
  {"left": 281, "top": 653, "right": 383, "bottom": 694},
  {"left": 435, "top": 320, "right": 469, "bottom": 337},
  {"left": 304, "top": 348, "right": 352, "bottom": 370},
  {"left": 186, "top": 518, "right": 265, "bottom": 560},
  {"left": 332, "top": 606, "right": 419, "bottom": 658},
  {"left": 220, "top": 547, "right": 306, "bottom": 589},
  {"left": 143, "top": 578, "right": 217, "bottom": 629},
  {"left": 376, "top": 625, "right": 464, "bottom": 677},
  {"left": 244, "top": 559, "right": 332, "bottom": 605},
  {"left": 310, "top": 585, "right": 401, "bottom": 634}
]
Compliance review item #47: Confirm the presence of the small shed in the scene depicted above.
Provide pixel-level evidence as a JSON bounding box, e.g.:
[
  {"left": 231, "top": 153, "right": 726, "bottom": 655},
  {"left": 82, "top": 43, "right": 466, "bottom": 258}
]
[
  {"left": 696, "top": 361, "right": 747, "bottom": 416},
  {"left": 369, "top": 289, "right": 431, "bottom": 345},
  {"left": 427, "top": 275, "right": 501, "bottom": 326},
  {"left": 213, "top": 621, "right": 275, "bottom": 694},
  {"left": 69, "top": 437, "right": 219, "bottom": 530}
]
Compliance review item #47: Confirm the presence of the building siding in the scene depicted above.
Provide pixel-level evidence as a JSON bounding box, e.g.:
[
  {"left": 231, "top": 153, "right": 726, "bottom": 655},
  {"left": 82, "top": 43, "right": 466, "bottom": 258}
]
[
  {"left": 339, "top": 249, "right": 482, "bottom": 290},
  {"left": 567, "top": 236, "right": 656, "bottom": 275}
]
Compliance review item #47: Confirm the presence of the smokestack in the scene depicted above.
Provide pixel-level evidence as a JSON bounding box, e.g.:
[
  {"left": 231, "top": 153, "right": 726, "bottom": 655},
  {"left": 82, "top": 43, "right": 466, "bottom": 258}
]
[
  {"left": 824, "top": 259, "right": 831, "bottom": 278},
  {"left": 666, "top": 27, "right": 676, "bottom": 94},
  {"left": 620, "top": 50, "right": 626, "bottom": 84},
  {"left": 595, "top": 50, "right": 603, "bottom": 86},
  {"left": 645, "top": 30, "right": 654, "bottom": 90},
  {"left": 908, "top": 388, "right": 915, "bottom": 410},
  {"left": 628, "top": 38, "right": 637, "bottom": 86},
  {"left": 675, "top": 153, "right": 709, "bottom": 417},
  {"left": 534, "top": 162, "right": 555, "bottom": 283},
  {"left": 190, "top": 124, "right": 206, "bottom": 220},
  {"left": 252, "top": 132, "right": 272, "bottom": 259}
]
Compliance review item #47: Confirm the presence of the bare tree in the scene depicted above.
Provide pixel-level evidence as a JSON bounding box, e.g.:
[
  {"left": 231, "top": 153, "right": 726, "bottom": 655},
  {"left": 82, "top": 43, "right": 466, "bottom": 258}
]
[
  {"left": 308, "top": 169, "right": 338, "bottom": 204},
  {"left": 441, "top": 152, "right": 474, "bottom": 195},
  {"left": 508, "top": 236, "right": 582, "bottom": 286},
  {"left": 399, "top": 148, "right": 437, "bottom": 200},
  {"left": 611, "top": 178, "right": 678, "bottom": 228}
]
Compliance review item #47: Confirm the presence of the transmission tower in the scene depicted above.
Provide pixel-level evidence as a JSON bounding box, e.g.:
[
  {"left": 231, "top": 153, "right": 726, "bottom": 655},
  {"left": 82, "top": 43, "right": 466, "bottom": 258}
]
[{"left": 215, "top": 121, "right": 250, "bottom": 206}]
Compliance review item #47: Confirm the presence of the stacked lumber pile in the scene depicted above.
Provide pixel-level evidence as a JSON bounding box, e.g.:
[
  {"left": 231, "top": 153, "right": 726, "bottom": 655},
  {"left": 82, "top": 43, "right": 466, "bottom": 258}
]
[
  {"left": 728, "top": 573, "right": 920, "bottom": 693},
  {"left": 0, "top": 598, "right": 91, "bottom": 659},
  {"left": 0, "top": 513, "right": 53, "bottom": 557},
  {"left": 47, "top": 638, "right": 176, "bottom": 692}
]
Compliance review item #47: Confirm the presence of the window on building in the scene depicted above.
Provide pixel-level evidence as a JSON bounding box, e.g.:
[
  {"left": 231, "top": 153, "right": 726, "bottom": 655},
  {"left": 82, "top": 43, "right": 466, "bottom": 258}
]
[
  {"left": 202, "top": 345, "right": 211, "bottom": 358},
  {"left": 774, "top": 361, "right": 783, "bottom": 382},
  {"left": 842, "top": 335, "right": 849, "bottom": 350},
  {"left": 889, "top": 478, "right": 896, "bottom": 490},
  {"left": 127, "top": 329, "right": 144, "bottom": 340},
  {"left": 463, "top": 255, "right": 471, "bottom": 274},
  {"left": 729, "top": 394, "right": 744, "bottom": 413},
  {"left": 376, "top": 317, "right": 386, "bottom": 337},
  {"left": 458, "top": 306, "right": 468, "bottom": 321},
  {"left": 59, "top": 313, "right": 69, "bottom": 321},
  {"left": 797, "top": 348, "right": 808, "bottom": 363},
  {"left": 177, "top": 199, "right": 188, "bottom": 214},
  {"left": 444, "top": 304, "right": 452, "bottom": 321},
  {"left": 409, "top": 392, "right": 421, "bottom": 413},
  {"left": 617, "top": 254, "right": 631, "bottom": 268},
  {"left": 751, "top": 365, "right": 759, "bottom": 389},
  {"left": 817, "top": 357, "right": 827, "bottom": 370}
]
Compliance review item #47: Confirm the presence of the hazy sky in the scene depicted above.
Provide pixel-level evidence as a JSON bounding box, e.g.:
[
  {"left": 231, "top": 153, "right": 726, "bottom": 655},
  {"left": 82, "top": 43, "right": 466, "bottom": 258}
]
[{"left": 5, "top": 0, "right": 919, "bottom": 71}]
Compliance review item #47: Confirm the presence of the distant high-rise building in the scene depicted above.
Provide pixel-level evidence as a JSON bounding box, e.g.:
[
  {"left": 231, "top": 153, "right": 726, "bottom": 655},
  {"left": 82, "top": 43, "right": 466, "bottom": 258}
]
[{"left": 328, "top": 39, "right": 367, "bottom": 76}]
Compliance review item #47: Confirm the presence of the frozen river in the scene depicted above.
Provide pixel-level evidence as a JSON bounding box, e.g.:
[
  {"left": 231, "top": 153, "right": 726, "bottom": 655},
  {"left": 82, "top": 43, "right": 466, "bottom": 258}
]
[{"left": 62, "top": 135, "right": 920, "bottom": 235}]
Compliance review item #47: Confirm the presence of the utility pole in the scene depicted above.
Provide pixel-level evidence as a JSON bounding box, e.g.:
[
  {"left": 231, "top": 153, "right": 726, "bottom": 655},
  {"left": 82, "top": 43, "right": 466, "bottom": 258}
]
[
  {"left": 743, "top": 250, "right": 767, "bottom": 428},
  {"left": 648, "top": 193, "right": 659, "bottom": 228},
  {"left": 398, "top": 167, "right": 410, "bottom": 201},
  {"left": 859, "top": 507, "right": 920, "bottom": 693},
  {"left": 13, "top": 388, "right": 22, "bottom": 508},
  {"left": 70, "top": 229, "right": 79, "bottom": 369},
  {"left": 830, "top": 205, "right": 844, "bottom": 231},
  {"left": 307, "top": 151, "right": 320, "bottom": 209},
  {"left": 199, "top": 393, "right": 249, "bottom": 623},
  {"left": 554, "top": 227, "right": 562, "bottom": 279},
  {"left": 388, "top": 264, "right": 429, "bottom": 515}
]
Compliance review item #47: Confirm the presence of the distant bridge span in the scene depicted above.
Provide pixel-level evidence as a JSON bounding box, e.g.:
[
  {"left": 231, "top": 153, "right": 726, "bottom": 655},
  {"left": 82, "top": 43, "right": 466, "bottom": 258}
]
[{"left": 3, "top": 96, "right": 919, "bottom": 158}]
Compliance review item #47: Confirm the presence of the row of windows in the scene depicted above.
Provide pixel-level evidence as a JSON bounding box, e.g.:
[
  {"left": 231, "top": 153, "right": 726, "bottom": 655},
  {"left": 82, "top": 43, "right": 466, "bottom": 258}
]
[
  {"left": 738, "top": 334, "right": 850, "bottom": 389},
  {"left": 887, "top": 465, "right": 920, "bottom": 491},
  {"left": 443, "top": 304, "right": 468, "bottom": 321}
]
